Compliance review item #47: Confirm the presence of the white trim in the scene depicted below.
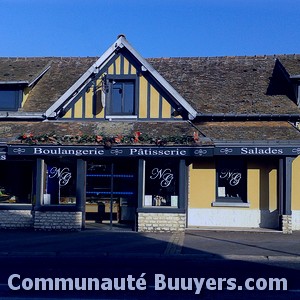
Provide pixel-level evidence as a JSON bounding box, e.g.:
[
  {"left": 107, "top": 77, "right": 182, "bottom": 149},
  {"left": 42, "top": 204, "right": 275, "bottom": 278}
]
[
  {"left": 106, "top": 115, "right": 138, "bottom": 120},
  {"left": 211, "top": 202, "right": 250, "bottom": 207}
]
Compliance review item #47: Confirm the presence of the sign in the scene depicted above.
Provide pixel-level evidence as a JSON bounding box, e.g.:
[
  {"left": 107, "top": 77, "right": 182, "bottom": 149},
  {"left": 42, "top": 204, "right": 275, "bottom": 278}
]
[
  {"left": 8, "top": 145, "right": 214, "bottom": 158},
  {"left": 7, "top": 145, "right": 300, "bottom": 157},
  {"left": 214, "top": 146, "right": 300, "bottom": 156}
]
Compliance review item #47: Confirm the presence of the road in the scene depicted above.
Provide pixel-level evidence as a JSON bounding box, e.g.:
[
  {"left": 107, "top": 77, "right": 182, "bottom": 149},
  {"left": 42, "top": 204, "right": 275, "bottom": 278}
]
[{"left": 0, "top": 255, "right": 299, "bottom": 300}]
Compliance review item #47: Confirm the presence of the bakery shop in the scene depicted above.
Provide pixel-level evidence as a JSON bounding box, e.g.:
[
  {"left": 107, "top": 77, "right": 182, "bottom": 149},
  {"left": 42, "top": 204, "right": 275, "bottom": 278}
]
[{"left": 1, "top": 35, "right": 300, "bottom": 233}]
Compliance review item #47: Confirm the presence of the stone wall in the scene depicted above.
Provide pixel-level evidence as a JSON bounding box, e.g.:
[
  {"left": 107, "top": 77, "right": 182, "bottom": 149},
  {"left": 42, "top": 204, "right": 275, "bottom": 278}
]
[
  {"left": 281, "top": 214, "right": 292, "bottom": 234},
  {"left": 138, "top": 213, "right": 186, "bottom": 232},
  {"left": 0, "top": 210, "right": 33, "bottom": 229},
  {"left": 34, "top": 211, "right": 82, "bottom": 231}
]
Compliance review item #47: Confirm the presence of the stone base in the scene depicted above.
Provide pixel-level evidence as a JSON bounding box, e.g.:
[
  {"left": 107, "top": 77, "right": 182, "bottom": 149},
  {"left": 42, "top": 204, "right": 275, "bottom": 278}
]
[
  {"left": 187, "top": 208, "right": 279, "bottom": 228},
  {"left": 138, "top": 212, "right": 186, "bottom": 232},
  {"left": 0, "top": 210, "right": 33, "bottom": 229},
  {"left": 281, "top": 215, "right": 292, "bottom": 234},
  {"left": 34, "top": 211, "right": 82, "bottom": 231}
]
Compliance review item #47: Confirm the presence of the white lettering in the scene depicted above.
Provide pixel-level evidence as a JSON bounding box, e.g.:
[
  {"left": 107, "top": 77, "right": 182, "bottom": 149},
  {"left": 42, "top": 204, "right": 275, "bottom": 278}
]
[
  {"left": 150, "top": 168, "right": 174, "bottom": 187},
  {"left": 8, "top": 274, "right": 20, "bottom": 290},
  {"left": 48, "top": 167, "right": 72, "bottom": 186},
  {"left": 241, "top": 147, "right": 284, "bottom": 155},
  {"left": 34, "top": 147, "right": 42, "bottom": 154},
  {"left": 219, "top": 169, "right": 241, "bottom": 186},
  {"left": 155, "top": 274, "right": 166, "bottom": 290},
  {"left": 193, "top": 278, "right": 205, "bottom": 294}
]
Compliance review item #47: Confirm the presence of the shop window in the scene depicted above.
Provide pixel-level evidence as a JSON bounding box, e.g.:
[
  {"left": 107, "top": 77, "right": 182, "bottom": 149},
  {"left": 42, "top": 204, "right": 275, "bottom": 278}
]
[
  {"left": 0, "top": 85, "right": 22, "bottom": 111},
  {"left": 106, "top": 79, "right": 135, "bottom": 117},
  {"left": 144, "top": 160, "right": 179, "bottom": 208},
  {"left": 0, "top": 161, "right": 33, "bottom": 204},
  {"left": 216, "top": 159, "right": 247, "bottom": 203},
  {"left": 42, "top": 160, "right": 76, "bottom": 205}
]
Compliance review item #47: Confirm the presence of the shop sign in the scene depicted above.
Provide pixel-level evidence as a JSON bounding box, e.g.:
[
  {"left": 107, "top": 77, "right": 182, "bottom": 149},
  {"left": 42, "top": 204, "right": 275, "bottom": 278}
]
[
  {"left": 8, "top": 145, "right": 214, "bottom": 158},
  {"left": 215, "top": 146, "right": 300, "bottom": 156}
]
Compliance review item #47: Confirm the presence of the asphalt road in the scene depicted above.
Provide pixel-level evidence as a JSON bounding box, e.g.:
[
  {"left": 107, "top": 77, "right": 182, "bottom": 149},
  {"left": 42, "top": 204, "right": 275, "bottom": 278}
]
[{"left": 0, "top": 255, "right": 299, "bottom": 300}]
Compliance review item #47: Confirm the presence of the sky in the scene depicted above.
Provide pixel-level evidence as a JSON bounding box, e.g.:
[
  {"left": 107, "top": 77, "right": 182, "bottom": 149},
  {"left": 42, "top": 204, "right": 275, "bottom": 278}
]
[{"left": 0, "top": 0, "right": 299, "bottom": 58}]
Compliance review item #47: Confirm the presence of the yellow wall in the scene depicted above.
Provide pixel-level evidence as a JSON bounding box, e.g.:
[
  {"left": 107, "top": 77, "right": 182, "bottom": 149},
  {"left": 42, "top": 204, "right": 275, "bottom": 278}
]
[
  {"left": 22, "top": 87, "right": 31, "bottom": 107},
  {"left": 62, "top": 54, "right": 179, "bottom": 120},
  {"left": 292, "top": 156, "right": 300, "bottom": 210},
  {"left": 189, "top": 161, "right": 216, "bottom": 208},
  {"left": 189, "top": 159, "right": 278, "bottom": 210},
  {"left": 247, "top": 160, "right": 277, "bottom": 210}
]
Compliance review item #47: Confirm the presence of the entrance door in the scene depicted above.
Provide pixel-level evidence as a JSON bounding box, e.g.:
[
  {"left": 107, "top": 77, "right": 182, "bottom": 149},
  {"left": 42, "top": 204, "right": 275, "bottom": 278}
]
[{"left": 85, "top": 160, "right": 138, "bottom": 230}]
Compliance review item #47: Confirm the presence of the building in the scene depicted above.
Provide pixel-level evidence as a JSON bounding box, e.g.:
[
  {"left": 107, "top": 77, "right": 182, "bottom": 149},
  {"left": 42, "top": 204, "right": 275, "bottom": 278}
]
[{"left": 0, "top": 35, "right": 300, "bottom": 233}]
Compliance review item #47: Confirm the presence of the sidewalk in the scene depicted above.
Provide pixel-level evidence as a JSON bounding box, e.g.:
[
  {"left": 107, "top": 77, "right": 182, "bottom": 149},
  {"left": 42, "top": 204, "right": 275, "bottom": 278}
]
[{"left": 0, "top": 226, "right": 300, "bottom": 261}]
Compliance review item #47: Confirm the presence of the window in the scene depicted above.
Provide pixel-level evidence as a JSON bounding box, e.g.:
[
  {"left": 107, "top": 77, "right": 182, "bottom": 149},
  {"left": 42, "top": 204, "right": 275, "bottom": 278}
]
[
  {"left": 106, "top": 79, "right": 135, "bottom": 116},
  {"left": 42, "top": 159, "right": 76, "bottom": 205},
  {"left": 0, "top": 161, "right": 33, "bottom": 204},
  {"left": 216, "top": 158, "right": 247, "bottom": 203},
  {"left": 144, "top": 160, "right": 179, "bottom": 208},
  {"left": 0, "top": 85, "right": 22, "bottom": 111}
]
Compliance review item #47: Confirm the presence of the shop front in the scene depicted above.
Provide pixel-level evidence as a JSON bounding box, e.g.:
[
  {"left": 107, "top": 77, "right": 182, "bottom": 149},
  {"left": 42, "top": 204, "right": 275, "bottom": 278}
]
[
  {"left": 0, "top": 143, "right": 299, "bottom": 233},
  {"left": 1, "top": 144, "right": 213, "bottom": 231},
  {"left": 188, "top": 144, "right": 298, "bottom": 234}
]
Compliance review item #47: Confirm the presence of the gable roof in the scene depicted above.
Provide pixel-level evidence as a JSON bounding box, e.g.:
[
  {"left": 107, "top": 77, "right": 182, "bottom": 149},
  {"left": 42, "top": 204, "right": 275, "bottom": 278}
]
[{"left": 44, "top": 35, "right": 197, "bottom": 120}]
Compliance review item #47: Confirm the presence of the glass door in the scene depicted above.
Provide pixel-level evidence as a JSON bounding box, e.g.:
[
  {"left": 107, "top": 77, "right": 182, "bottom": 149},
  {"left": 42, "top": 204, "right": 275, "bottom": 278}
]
[{"left": 85, "top": 160, "right": 137, "bottom": 230}]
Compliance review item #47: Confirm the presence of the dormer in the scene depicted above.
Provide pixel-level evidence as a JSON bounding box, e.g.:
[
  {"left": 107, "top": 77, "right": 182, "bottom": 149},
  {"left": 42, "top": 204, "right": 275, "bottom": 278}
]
[{"left": 45, "top": 35, "right": 197, "bottom": 121}]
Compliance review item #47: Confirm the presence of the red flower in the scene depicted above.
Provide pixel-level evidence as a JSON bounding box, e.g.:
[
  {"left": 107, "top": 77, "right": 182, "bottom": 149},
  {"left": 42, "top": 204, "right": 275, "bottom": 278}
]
[
  {"left": 96, "top": 135, "right": 103, "bottom": 143},
  {"left": 134, "top": 131, "right": 141, "bottom": 143},
  {"left": 114, "top": 135, "right": 123, "bottom": 144},
  {"left": 23, "top": 133, "right": 34, "bottom": 139},
  {"left": 193, "top": 131, "right": 199, "bottom": 142}
]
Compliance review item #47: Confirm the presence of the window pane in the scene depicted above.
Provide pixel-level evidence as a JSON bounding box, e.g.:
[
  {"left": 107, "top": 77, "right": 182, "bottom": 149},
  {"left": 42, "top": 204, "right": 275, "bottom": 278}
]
[
  {"left": 217, "top": 159, "right": 246, "bottom": 201},
  {"left": 43, "top": 160, "right": 76, "bottom": 205},
  {"left": 0, "top": 90, "right": 18, "bottom": 110},
  {"left": 144, "top": 160, "right": 179, "bottom": 207},
  {"left": 0, "top": 161, "right": 33, "bottom": 204},
  {"left": 123, "top": 82, "right": 134, "bottom": 114},
  {"left": 111, "top": 82, "right": 123, "bottom": 114}
]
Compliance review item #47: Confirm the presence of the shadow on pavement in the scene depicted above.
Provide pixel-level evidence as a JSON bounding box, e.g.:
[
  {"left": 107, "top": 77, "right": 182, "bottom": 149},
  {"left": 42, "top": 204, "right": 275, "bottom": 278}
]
[{"left": 0, "top": 228, "right": 299, "bottom": 299}]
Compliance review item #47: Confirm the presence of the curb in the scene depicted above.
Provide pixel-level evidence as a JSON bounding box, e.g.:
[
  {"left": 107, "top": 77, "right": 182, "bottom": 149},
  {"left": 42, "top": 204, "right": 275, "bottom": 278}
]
[{"left": 1, "top": 252, "right": 300, "bottom": 261}]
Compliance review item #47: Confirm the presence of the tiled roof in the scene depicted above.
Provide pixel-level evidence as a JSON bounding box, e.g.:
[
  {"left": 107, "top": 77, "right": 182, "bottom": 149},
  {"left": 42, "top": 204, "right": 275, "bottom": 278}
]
[
  {"left": 0, "top": 57, "right": 97, "bottom": 112},
  {"left": 1, "top": 54, "right": 300, "bottom": 116},
  {"left": 194, "top": 121, "right": 300, "bottom": 141},
  {"left": 147, "top": 55, "right": 300, "bottom": 115}
]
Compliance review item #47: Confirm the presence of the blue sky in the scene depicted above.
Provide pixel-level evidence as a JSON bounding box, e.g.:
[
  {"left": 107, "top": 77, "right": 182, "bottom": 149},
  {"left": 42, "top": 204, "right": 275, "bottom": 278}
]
[{"left": 0, "top": 0, "right": 299, "bottom": 58}]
